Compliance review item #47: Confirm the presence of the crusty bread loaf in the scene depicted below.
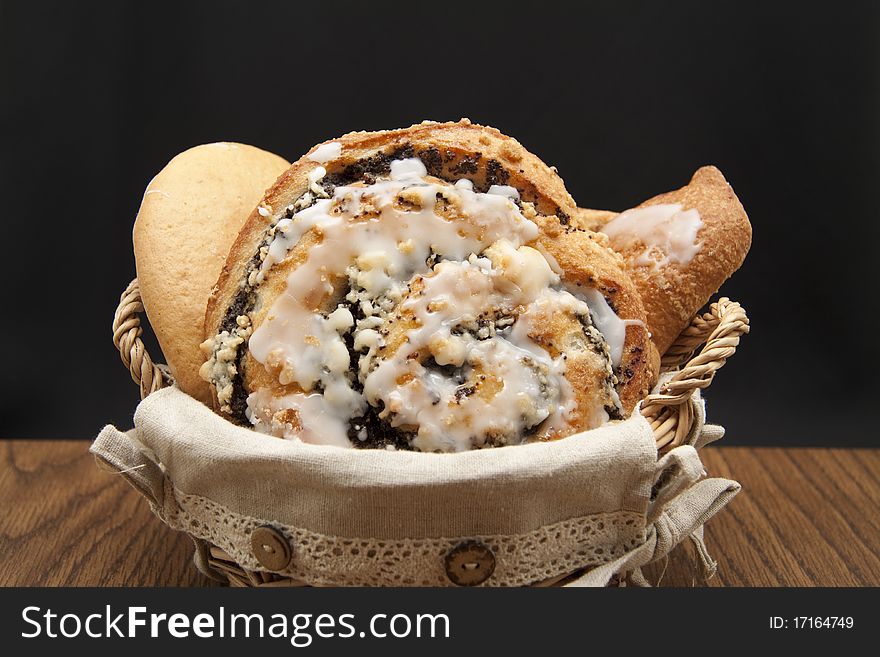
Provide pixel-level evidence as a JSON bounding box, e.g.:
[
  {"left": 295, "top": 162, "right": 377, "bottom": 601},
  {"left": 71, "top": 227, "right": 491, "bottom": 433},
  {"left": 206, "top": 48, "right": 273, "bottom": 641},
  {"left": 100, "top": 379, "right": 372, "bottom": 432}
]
[
  {"left": 134, "top": 142, "right": 289, "bottom": 403},
  {"left": 201, "top": 120, "right": 659, "bottom": 450},
  {"left": 582, "top": 166, "right": 751, "bottom": 355}
]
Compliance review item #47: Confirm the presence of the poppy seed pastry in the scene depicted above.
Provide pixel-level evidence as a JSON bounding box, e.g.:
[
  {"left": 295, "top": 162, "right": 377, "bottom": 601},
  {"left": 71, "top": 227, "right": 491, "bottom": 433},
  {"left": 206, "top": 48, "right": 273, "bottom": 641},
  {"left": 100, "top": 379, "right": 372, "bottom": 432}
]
[
  {"left": 134, "top": 142, "right": 290, "bottom": 403},
  {"left": 200, "top": 120, "right": 659, "bottom": 452}
]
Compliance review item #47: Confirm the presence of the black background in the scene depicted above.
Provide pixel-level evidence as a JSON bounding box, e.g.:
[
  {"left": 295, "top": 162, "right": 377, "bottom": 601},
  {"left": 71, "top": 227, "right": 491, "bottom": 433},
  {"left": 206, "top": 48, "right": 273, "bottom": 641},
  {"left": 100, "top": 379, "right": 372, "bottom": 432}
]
[{"left": 1, "top": 1, "right": 877, "bottom": 444}]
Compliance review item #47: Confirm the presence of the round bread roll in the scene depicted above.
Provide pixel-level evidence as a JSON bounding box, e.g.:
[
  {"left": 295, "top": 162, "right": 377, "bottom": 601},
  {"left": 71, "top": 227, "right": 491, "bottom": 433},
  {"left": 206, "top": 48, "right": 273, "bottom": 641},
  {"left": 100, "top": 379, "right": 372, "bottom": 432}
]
[
  {"left": 134, "top": 142, "right": 289, "bottom": 404},
  {"left": 200, "top": 120, "right": 659, "bottom": 452}
]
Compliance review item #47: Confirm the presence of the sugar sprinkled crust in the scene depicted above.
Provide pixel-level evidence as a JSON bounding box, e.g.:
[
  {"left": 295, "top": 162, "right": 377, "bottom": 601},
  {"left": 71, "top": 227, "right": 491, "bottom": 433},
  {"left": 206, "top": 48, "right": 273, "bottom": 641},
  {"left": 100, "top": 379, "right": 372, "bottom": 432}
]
[{"left": 587, "top": 166, "right": 752, "bottom": 355}]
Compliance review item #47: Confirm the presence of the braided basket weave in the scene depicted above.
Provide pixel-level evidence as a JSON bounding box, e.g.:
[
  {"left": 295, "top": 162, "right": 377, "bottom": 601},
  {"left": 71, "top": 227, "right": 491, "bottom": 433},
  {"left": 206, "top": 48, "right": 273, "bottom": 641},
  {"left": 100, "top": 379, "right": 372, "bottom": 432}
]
[{"left": 110, "top": 278, "right": 749, "bottom": 587}]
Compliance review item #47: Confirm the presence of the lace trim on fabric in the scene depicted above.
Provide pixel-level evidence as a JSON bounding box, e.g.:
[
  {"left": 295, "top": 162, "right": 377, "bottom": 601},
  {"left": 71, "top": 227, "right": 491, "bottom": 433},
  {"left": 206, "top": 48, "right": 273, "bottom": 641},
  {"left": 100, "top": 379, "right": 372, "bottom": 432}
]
[{"left": 155, "top": 486, "right": 647, "bottom": 587}]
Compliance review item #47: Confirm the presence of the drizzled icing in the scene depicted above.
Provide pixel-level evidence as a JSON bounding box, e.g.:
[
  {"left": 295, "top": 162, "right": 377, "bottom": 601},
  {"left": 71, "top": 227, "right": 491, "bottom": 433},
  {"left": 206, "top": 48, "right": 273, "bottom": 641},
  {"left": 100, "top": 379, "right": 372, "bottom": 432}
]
[
  {"left": 362, "top": 248, "right": 583, "bottom": 452},
  {"left": 242, "top": 158, "right": 629, "bottom": 451},
  {"left": 601, "top": 203, "right": 703, "bottom": 269},
  {"left": 307, "top": 141, "right": 342, "bottom": 164},
  {"left": 567, "top": 286, "right": 644, "bottom": 368}
]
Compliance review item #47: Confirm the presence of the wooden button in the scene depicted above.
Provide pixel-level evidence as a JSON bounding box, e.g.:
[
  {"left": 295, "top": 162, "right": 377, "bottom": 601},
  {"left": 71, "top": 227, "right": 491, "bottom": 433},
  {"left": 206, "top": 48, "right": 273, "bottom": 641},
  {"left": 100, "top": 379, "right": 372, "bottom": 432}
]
[
  {"left": 250, "top": 526, "right": 292, "bottom": 571},
  {"left": 444, "top": 541, "right": 495, "bottom": 586}
]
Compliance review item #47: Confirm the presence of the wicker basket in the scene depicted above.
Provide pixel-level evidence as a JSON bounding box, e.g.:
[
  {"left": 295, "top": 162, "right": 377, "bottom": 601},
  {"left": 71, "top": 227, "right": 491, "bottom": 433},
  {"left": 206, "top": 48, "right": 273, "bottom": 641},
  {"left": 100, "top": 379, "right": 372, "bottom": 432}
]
[{"left": 107, "top": 278, "right": 749, "bottom": 587}]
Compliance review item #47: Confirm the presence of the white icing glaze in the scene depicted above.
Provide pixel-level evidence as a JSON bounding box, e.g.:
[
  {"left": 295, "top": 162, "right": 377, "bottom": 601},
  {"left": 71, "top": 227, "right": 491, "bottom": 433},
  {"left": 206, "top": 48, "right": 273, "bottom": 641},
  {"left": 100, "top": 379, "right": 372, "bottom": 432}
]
[
  {"left": 361, "top": 253, "right": 588, "bottom": 451},
  {"left": 486, "top": 184, "right": 520, "bottom": 199},
  {"left": 566, "top": 286, "right": 644, "bottom": 369},
  {"left": 307, "top": 166, "right": 329, "bottom": 198},
  {"left": 308, "top": 141, "right": 342, "bottom": 164},
  {"left": 600, "top": 203, "right": 703, "bottom": 269},
  {"left": 246, "top": 388, "right": 355, "bottom": 447},
  {"left": 242, "top": 159, "right": 626, "bottom": 451}
]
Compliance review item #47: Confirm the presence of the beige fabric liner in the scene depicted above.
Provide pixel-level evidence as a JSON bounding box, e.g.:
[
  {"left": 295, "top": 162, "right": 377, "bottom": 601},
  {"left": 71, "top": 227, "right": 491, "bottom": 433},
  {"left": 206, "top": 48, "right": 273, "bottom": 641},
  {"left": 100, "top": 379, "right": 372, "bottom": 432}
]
[{"left": 92, "top": 382, "right": 737, "bottom": 586}]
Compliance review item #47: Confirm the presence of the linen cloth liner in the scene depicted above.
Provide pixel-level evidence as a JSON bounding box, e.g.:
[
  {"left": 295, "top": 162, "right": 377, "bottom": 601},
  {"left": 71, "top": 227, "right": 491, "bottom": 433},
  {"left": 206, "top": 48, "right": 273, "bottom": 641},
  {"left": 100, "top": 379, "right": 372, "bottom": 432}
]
[{"left": 91, "top": 385, "right": 738, "bottom": 586}]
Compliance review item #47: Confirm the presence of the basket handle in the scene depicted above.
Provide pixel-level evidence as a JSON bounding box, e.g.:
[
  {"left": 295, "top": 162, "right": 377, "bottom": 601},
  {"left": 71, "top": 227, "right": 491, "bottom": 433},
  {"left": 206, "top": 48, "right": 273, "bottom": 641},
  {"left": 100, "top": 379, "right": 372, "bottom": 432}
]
[
  {"left": 113, "top": 278, "right": 172, "bottom": 399},
  {"left": 641, "top": 297, "right": 750, "bottom": 451},
  {"left": 112, "top": 280, "right": 749, "bottom": 450}
]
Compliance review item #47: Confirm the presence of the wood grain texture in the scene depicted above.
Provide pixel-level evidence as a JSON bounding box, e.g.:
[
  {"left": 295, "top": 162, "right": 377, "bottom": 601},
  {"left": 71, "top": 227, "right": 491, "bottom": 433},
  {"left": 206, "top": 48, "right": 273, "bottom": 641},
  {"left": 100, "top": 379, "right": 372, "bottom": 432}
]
[
  {"left": 650, "top": 447, "right": 880, "bottom": 586},
  {"left": 1, "top": 441, "right": 877, "bottom": 587},
  {"left": 0, "top": 440, "right": 214, "bottom": 586}
]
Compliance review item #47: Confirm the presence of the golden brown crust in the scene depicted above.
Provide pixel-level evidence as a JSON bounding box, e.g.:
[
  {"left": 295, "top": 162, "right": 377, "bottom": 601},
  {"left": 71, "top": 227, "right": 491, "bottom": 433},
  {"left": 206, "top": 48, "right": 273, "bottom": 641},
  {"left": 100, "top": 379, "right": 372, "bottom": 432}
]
[
  {"left": 204, "top": 120, "right": 657, "bottom": 437},
  {"left": 572, "top": 207, "right": 617, "bottom": 231},
  {"left": 586, "top": 166, "right": 752, "bottom": 355},
  {"left": 532, "top": 223, "right": 659, "bottom": 414},
  {"left": 133, "top": 142, "right": 289, "bottom": 404}
]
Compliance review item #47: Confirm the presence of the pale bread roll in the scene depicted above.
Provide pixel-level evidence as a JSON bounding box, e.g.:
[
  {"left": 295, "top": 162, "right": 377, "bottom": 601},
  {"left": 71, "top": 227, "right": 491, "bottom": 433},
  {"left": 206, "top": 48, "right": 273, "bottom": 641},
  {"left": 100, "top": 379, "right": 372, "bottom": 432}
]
[{"left": 134, "top": 142, "right": 289, "bottom": 404}]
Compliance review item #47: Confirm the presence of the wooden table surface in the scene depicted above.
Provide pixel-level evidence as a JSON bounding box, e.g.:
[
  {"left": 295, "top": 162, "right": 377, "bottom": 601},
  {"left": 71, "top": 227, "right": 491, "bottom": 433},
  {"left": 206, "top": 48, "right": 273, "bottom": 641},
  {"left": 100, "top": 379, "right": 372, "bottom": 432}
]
[{"left": 1, "top": 440, "right": 877, "bottom": 587}]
